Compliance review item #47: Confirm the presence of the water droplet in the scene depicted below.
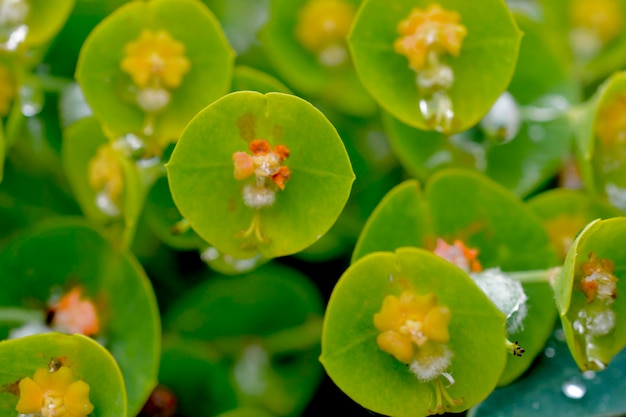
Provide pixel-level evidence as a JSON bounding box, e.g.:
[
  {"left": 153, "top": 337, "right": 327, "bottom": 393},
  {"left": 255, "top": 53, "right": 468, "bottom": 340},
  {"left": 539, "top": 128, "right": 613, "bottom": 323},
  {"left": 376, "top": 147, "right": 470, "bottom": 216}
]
[
  {"left": 470, "top": 268, "right": 528, "bottom": 333},
  {"left": 223, "top": 252, "right": 263, "bottom": 273},
  {"left": 521, "top": 94, "right": 570, "bottom": 122},
  {"left": 554, "top": 328, "right": 566, "bottom": 341},
  {"left": 605, "top": 183, "right": 626, "bottom": 212},
  {"left": 318, "top": 44, "right": 348, "bottom": 67},
  {"left": 200, "top": 247, "right": 219, "bottom": 262},
  {"left": 582, "top": 370, "right": 596, "bottom": 380},
  {"left": 544, "top": 346, "right": 556, "bottom": 358},
  {"left": 113, "top": 133, "right": 146, "bottom": 157},
  {"left": 480, "top": 92, "right": 521, "bottom": 144},
  {"left": 419, "top": 90, "right": 454, "bottom": 133},
  {"left": 95, "top": 190, "right": 121, "bottom": 217},
  {"left": 233, "top": 344, "right": 269, "bottom": 396},
  {"left": 528, "top": 124, "right": 546, "bottom": 142},
  {"left": 562, "top": 377, "right": 586, "bottom": 399},
  {"left": 60, "top": 83, "right": 92, "bottom": 127},
  {"left": 19, "top": 84, "right": 43, "bottom": 116},
  {"left": 0, "top": 23, "right": 27, "bottom": 51},
  {"left": 531, "top": 401, "right": 540, "bottom": 410}
]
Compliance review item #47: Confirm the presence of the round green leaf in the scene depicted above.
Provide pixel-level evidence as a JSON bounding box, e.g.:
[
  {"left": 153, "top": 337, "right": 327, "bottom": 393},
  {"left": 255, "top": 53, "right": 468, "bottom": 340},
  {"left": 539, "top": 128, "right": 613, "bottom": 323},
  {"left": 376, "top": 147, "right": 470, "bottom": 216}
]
[
  {"left": 164, "top": 263, "right": 324, "bottom": 417},
  {"left": 166, "top": 91, "right": 355, "bottom": 259},
  {"left": 75, "top": 0, "right": 234, "bottom": 142},
  {"left": 158, "top": 337, "right": 238, "bottom": 417},
  {"left": 528, "top": 188, "right": 623, "bottom": 261},
  {"left": 0, "top": 220, "right": 161, "bottom": 415},
  {"left": 321, "top": 247, "right": 507, "bottom": 416},
  {"left": 0, "top": 333, "right": 126, "bottom": 417},
  {"left": 349, "top": 0, "right": 521, "bottom": 133},
  {"left": 261, "top": 0, "right": 378, "bottom": 117},
  {"left": 555, "top": 218, "right": 626, "bottom": 371}
]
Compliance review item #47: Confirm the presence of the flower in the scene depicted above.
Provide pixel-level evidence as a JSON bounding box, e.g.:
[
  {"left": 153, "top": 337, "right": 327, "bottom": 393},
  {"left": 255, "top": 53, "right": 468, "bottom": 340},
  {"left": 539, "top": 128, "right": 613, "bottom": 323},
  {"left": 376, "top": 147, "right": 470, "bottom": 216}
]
[
  {"left": 50, "top": 288, "right": 100, "bottom": 336},
  {"left": 570, "top": 0, "right": 623, "bottom": 44},
  {"left": 88, "top": 143, "right": 124, "bottom": 208},
  {"left": 0, "top": 63, "right": 15, "bottom": 116},
  {"left": 16, "top": 366, "right": 94, "bottom": 417},
  {"left": 581, "top": 252, "right": 618, "bottom": 304},
  {"left": 394, "top": 4, "right": 467, "bottom": 72},
  {"left": 120, "top": 29, "right": 190, "bottom": 89},
  {"left": 232, "top": 139, "right": 292, "bottom": 194},
  {"left": 433, "top": 238, "right": 482, "bottom": 273},
  {"left": 295, "top": 0, "right": 355, "bottom": 64},
  {"left": 373, "top": 290, "right": 451, "bottom": 366}
]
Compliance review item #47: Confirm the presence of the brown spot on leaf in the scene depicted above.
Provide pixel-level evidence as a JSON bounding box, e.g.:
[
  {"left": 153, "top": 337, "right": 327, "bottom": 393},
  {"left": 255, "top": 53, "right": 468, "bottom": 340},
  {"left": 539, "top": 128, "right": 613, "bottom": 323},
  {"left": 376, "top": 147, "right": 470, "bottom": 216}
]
[
  {"left": 237, "top": 112, "right": 256, "bottom": 142},
  {"left": 2, "top": 379, "right": 21, "bottom": 395}
]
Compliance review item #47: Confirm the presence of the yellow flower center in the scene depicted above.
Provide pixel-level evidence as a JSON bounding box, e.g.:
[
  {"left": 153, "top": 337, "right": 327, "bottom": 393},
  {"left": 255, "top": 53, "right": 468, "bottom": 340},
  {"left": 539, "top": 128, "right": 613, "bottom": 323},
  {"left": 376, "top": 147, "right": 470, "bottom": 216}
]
[
  {"left": 88, "top": 143, "right": 124, "bottom": 210},
  {"left": 295, "top": 0, "right": 355, "bottom": 66},
  {"left": 570, "top": 0, "right": 623, "bottom": 43},
  {"left": 120, "top": 29, "right": 190, "bottom": 90},
  {"left": 0, "top": 63, "right": 15, "bottom": 116},
  {"left": 16, "top": 366, "right": 94, "bottom": 417},
  {"left": 433, "top": 238, "right": 482, "bottom": 273},
  {"left": 373, "top": 290, "right": 451, "bottom": 364},
  {"left": 394, "top": 3, "right": 467, "bottom": 72}
]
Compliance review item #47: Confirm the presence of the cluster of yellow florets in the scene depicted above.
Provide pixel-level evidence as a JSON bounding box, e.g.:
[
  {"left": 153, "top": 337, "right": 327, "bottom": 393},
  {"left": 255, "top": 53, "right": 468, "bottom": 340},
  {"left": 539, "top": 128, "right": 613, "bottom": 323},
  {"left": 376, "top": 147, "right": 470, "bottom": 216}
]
[
  {"left": 120, "top": 29, "right": 190, "bottom": 113},
  {"left": 16, "top": 365, "right": 94, "bottom": 417}
]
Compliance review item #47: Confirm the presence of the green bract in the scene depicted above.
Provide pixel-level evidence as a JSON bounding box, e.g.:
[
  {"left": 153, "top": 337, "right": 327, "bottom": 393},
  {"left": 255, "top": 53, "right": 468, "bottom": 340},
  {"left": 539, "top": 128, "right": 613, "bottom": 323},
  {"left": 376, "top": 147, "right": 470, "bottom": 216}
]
[
  {"left": 349, "top": 0, "right": 521, "bottom": 133},
  {"left": 574, "top": 71, "right": 626, "bottom": 212},
  {"left": 528, "top": 188, "right": 622, "bottom": 260},
  {"left": 261, "top": 0, "right": 377, "bottom": 117},
  {"left": 555, "top": 218, "right": 626, "bottom": 371},
  {"left": 164, "top": 263, "right": 324, "bottom": 417},
  {"left": 0, "top": 220, "right": 161, "bottom": 415},
  {"left": 384, "top": 12, "right": 575, "bottom": 197},
  {"left": 0, "top": 0, "right": 75, "bottom": 52},
  {"left": 167, "top": 91, "right": 355, "bottom": 259},
  {"left": 75, "top": 0, "right": 234, "bottom": 145},
  {"left": 62, "top": 116, "right": 145, "bottom": 247},
  {"left": 0, "top": 333, "right": 126, "bottom": 417},
  {"left": 321, "top": 247, "right": 507, "bottom": 416},
  {"left": 352, "top": 171, "right": 558, "bottom": 385}
]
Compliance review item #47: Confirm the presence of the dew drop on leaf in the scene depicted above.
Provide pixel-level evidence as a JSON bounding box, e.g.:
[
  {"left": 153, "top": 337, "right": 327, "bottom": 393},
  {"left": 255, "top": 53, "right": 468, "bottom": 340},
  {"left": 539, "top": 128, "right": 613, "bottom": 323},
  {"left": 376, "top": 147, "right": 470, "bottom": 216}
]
[{"left": 561, "top": 376, "right": 587, "bottom": 399}]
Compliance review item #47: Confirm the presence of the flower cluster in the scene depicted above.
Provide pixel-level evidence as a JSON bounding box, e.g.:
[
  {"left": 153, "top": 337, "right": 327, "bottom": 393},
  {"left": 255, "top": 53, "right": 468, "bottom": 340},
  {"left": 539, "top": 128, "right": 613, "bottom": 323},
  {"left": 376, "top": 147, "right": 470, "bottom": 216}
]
[
  {"left": 233, "top": 139, "right": 291, "bottom": 209},
  {"left": 433, "top": 238, "right": 482, "bottom": 273},
  {"left": 16, "top": 366, "right": 94, "bottom": 417},
  {"left": 580, "top": 252, "right": 618, "bottom": 304},
  {"left": 88, "top": 143, "right": 124, "bottom": 217},
  {"left": 394, "top": 4, "right": 467, "bottom": 73},
  {"left": 120, "top": 29, "right": 190, "bottom": 113},
  {"left": 373, "top": 290, "right": 452, "bottom": 380},
  {"left": 295, "top": 0, "right": 355, "bottom": 67},
  {"left": 49, "top": 288, "right": 100, "bottom": 336}
]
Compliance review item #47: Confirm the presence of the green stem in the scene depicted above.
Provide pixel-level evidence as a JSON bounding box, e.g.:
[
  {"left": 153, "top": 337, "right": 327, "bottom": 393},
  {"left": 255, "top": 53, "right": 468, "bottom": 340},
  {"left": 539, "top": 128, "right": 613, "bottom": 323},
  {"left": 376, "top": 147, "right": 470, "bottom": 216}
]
[
  {"left": 0, "top": 307, "right": 45, "bottom": 326},
  {"left": 32, "top": 73, "right": 72, "bottom": 93},
  {"left": 263, "top": 316, "right": 323, "bottom": 356},
  {"left": 507, "top": 267, "right": 562, "bottom": 287},
  {"left": 4, "top": 93, "right": 25, "bottom": 150}
]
